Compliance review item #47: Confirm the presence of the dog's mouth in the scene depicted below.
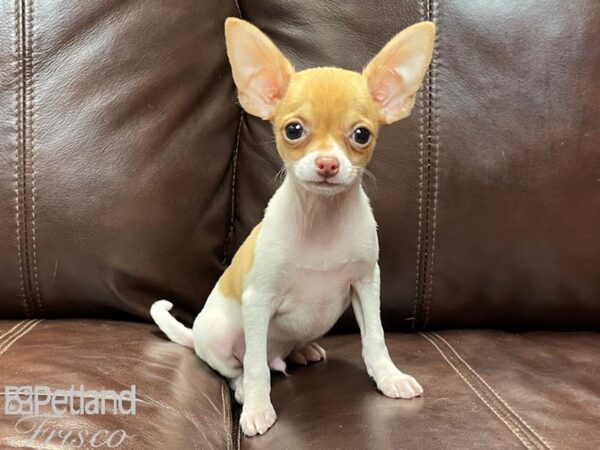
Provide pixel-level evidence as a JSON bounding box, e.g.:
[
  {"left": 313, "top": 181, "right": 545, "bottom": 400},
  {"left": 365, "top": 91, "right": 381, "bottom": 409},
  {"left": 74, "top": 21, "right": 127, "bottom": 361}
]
[
  {"left": 300, "top": 178, "right": 351, "bottom": 195},
  {"left": 307, "top": 180, "right": 340, "bottom": 186}
]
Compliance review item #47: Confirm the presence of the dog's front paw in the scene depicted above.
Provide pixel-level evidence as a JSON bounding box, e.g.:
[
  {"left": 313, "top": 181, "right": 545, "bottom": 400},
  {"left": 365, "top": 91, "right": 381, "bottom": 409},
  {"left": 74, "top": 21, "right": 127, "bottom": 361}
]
[
  {"left": 240, "top": 403, "right": 277, "bottom": 436},
  {"left": 376, "top": 371, "right": 423, "bottom": 399}
]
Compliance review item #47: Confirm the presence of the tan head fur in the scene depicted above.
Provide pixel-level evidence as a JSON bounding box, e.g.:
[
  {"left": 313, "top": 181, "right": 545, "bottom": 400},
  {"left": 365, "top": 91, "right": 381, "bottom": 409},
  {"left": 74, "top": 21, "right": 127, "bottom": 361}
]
[{"left": 225, "top": 18, "right": 435, "bottom": 195}]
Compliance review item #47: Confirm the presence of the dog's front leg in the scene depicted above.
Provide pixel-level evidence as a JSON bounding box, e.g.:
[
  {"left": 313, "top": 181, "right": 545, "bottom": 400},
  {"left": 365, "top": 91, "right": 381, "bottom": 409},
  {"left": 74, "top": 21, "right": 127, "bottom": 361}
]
[
  {"left": 240, "top": 288, "right": 277, "bottom": 436},
  {"left": 352, "top": 264, "right": 424, "bottom": 399}
]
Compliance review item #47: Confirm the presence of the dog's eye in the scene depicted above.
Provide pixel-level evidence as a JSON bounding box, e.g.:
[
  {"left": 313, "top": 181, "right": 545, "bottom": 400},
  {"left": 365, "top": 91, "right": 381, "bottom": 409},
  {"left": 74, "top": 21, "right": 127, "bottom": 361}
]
[
  {"left": 284, "top": 122, "right": 304, "bottom": 141},
  {"left": 351, "top": 127, "right": 371, "bottom": 147}
]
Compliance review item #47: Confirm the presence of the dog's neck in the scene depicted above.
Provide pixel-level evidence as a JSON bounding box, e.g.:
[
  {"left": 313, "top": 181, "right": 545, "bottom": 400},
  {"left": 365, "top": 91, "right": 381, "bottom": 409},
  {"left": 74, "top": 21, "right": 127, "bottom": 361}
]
[{"left": 278, "top": 175, "right": 364, "bottom": 234}]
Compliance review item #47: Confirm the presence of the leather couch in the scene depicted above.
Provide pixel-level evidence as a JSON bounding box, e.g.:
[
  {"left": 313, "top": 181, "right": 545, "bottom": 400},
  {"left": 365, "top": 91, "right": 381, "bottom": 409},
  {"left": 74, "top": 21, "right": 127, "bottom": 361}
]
[{"left": 1, "top": 1, "right": 598, "bottom": 449}]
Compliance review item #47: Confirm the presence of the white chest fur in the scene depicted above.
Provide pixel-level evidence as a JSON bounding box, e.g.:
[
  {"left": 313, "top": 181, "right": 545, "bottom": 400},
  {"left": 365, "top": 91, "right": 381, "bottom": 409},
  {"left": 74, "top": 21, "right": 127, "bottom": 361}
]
[{"left": 248, "top": 178, "right": 379, "bottom": 349}]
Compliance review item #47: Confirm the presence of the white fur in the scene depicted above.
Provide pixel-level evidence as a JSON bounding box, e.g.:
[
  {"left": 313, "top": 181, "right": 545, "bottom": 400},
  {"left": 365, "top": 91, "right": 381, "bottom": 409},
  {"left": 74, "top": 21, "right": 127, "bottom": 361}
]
[
  {"left": 150, "top": 300, "right": 193, "bottom": 348},
  {"left": 291, "top": 143, "right": 356, "bottom": 194},
  {"left": 151, "top": 166, "right": 423, "bottom": 437}
]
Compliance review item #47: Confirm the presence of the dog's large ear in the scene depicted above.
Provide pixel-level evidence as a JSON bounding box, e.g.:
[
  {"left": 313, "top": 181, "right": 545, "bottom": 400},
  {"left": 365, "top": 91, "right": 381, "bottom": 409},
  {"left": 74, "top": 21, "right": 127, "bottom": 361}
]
[
  {"left": 363, "top": 22, "right": 435, "bottom": 124},
  {"left": 225, "top": 18, "right": 294, "bottom": 120}
]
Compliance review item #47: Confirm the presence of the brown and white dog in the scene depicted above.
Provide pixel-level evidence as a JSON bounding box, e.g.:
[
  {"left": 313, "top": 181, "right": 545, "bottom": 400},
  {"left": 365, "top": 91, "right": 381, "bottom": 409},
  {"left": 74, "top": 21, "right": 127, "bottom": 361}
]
[{"left": 151, "top": 18, "right": 435, "bottom": 437}]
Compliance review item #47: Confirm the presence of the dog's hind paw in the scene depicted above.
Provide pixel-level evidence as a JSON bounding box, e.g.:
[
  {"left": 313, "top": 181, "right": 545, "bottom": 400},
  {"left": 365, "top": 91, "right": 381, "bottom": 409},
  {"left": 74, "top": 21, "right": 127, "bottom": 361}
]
[{"left": 287, "top": 342, "right": 327, "bottom": 365}]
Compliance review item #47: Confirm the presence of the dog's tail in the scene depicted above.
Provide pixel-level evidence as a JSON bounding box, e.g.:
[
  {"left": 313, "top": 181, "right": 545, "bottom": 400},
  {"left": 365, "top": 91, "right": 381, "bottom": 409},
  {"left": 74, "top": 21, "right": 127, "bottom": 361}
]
[{"left": 150, "top": 300, "right": 194, "bottom": 348}]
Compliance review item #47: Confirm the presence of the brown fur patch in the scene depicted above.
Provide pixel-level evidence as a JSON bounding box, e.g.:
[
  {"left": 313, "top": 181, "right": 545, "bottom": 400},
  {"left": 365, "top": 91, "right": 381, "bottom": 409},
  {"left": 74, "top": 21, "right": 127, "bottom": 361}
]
[{"left": 218, "top": 222, "right": 263, "bottom": 302}]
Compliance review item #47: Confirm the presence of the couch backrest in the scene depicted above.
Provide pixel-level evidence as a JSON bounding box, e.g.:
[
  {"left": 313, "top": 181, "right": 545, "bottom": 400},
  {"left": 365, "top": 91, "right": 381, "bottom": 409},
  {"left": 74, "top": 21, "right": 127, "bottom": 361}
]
[{"left": 1, "top": 0, "right": 598, "bottom": 330}]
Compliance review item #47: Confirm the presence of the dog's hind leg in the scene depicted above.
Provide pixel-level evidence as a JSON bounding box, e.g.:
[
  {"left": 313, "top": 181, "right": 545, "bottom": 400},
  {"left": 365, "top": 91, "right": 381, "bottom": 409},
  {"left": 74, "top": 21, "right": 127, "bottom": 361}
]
[{"left": 192, "top": 290, "right": 245, "bottom": 381}]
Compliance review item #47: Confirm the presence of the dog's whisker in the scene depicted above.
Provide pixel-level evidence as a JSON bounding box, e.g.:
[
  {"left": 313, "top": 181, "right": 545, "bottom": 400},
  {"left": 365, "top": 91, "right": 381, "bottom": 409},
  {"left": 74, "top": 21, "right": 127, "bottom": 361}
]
[
  {"left": 271, "top": 166, "right": 287, "bottom": 184},
  {"left": 353, "top": 166, "right": 377, "bottom": 188}
]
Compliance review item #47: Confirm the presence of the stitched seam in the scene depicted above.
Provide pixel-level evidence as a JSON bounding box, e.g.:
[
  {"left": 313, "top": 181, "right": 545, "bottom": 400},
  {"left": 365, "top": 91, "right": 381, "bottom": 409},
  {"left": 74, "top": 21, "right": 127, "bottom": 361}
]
[
  {"left": 0, "top": 319, "right": 41, "bottom": 357},
  {"left": 14, "top": 0, "right": 28, "bottom": 318},
  {"left": 424, "top": 333, "right": 550, "bottom": 450},
  {"left": 0, "top": 320, "right": 27, "bottom": 343},
  {"left": 27, "top": 0, "right": 43, "bottom": 315},
  {"left": 432, "top": 333, "right": 553, "bottom": 450},
  {"left": 420, "top": 332, "right": 535, "bottom": 450},
  {"left": 223, "top": 110, "right": 244, "bottom": 265},
  {"left": 21, "top": 0, "right": 34, "bottom": 316},
  {"left": 222, "top": 1, "right": 245, "bottom": 266},
  {"left": 414, "top": 0, "right": 436, "bottom": 328},
  {"left": 431, "top": 334, "right": 549, "bottom": 450},
  {"left": 235, "top": 404, "right": 241, "bottom": 450},
  {"left": 412, "top": 9, "right": 426, "bottom": 329},
  {"left": 17, "top": 0, "right": 38, "bottom": 317},
  {"left": 423, "top": 0, "right": 440, "bottom": 328},
  {"left": 230, "top": 387, "right": 242, "bottom": 450},
  {"left": 233, "top": 0, "right": 242, "bottom": 17},
  {"left": 420, "top": 0, "right": 433, "bottom": 326},
  {"left": 221, "top": 383, "right": 232, "bottom": 450}
]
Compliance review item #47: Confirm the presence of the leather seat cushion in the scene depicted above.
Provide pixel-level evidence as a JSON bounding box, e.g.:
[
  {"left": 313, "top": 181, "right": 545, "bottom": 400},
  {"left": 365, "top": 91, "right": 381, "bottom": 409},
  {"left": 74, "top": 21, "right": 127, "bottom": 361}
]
[
  {"left": 1, "top": 321, "right": 598, "bottom": 449},
  {"left": 0, "top": 319, "right": 232, "bottom": 449},
  {"left": 242, "top": 331, "right": 600, "bottom": 450}
]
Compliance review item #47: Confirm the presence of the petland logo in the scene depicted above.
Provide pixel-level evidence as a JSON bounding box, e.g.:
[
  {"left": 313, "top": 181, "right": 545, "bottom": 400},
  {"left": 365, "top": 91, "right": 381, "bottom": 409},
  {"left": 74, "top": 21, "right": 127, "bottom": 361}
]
[{"left": 3, "top": 385, "right": 136, "bottom": 448}]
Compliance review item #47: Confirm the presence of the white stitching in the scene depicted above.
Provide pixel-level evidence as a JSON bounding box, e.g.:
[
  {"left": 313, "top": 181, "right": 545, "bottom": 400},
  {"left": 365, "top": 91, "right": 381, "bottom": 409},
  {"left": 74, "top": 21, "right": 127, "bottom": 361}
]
[
  {"left": 27, "top": 0, "right": 43, "bottom": 315},
  {"left": 233, "top": 0, "right": 242, "bottom": 17},
  {"left": 432, "top": 333, "right": 553, "bottom": 450},
  {"left": 0, "top": 319, "right": 41, "bottom": 357},
  {"left": 14, "top": 0, "right": 28, "bottom": 318},
  {"left": 237, "top": 409, "right": 241, "bottom": 450},
  {"left": 414, "top": 0, "right": 439, "bottom": 329},
  {"left": 412, "top": 49, "right": 426, "bottom": 329},
  {"left": 222, "top": 383, "right": 232, "bottom": 450},
  {"left": 0, "top": 320, "right": 27, "bottom": 343},
  {"left": 423, "top": 0, "right": 440, "bottom": 328},
  {"left": 420, "top": 332, "right": 535, "bottom": 450}
]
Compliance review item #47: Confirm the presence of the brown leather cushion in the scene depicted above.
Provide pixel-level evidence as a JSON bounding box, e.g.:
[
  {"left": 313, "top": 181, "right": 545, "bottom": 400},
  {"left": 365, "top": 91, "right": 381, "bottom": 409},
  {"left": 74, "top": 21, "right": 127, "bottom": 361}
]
[
  {"left": 0, "top": 319, "right": 232, "bottom": 449},
  {"left": 1, "top": 0, "right": 239, "bottom": 322},
  {"left": 1, "top": 0, "right": 599, "bottom": 329},
  {"left": 242, "top": 331, "right": 600, "bottom": 449},
  {"left": 2, "top": 321, "right": 598, "bottom": 449}
]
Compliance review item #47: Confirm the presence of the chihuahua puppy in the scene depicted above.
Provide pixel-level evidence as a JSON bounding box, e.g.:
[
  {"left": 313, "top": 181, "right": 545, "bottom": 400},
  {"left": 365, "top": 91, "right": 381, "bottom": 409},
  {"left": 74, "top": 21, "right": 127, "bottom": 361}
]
[{"left": 151, "top": 18, "right": 435, "bottom": 437}]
